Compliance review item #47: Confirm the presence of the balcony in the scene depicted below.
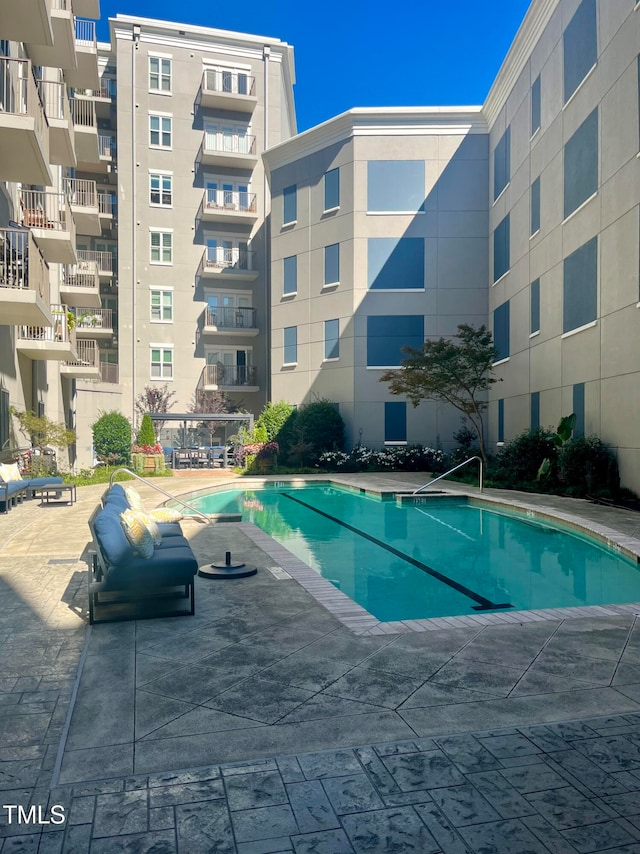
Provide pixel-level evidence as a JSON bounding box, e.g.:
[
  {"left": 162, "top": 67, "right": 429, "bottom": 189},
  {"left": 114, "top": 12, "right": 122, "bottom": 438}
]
[
  {"left": 18, "top": 189, "right": 76, "bottom": 264},
  {"left": 64, "top": 19, "right": 99, "bottom": 90},
  {"left": 0, "top": 0, "right": 53, "bottom": 47},
  {"left": 39, "top": 78, "right": 75, "bottom": 167},
  {"left": 64, "top": 178, "right": 101, "bottom": 236},
  {"left": 198, "top": 190, "right": 257, "bottom": 225},
  {"left": 197, "top": 364, "right": 258, "bottom": 392},
  {"left": 61, "top": 338, "right": 100, "bottom": 379},
  {"left": 202, "top": 306, "right": 258, "bottom": 337},
  {"left": 198, "top": 132, "right": 257, "bottom": 170},
  {"left": 98, "top": 193, "right": 115, "bottom": 228},
  {"left": 70, "top": 97, "right": 99, "bottom": 166},
  {"left": 0, "top": 58, "right": 51, "bottom": 185},
  {"left": 17, "top": 303, "right": 77, "bottom": 360},
  {"left": 96, "top": 134, "right": 114, "bottom": 173},
  {"left": 98, "top": 361, "right": 118, "bottom": 383},
  {"left": 60, "top": 261, "right": 100, "bottom": 308},
  {"left": 73, "top": 79, "right": 113, "bottom": 120},
  {"left": 27, "top": 0, "right": 75, "bottom": 74},
  {"left": 77, "top": 249, "right": 114, "bottom": 280},
  {"left": 199, "top": 69, "right": 257, "bottom": 113},
  {"left": 0, "top": 228, "right": 52, "bottom": 327},
  {"left": 198, "top": 249, "right": 258, "bottom": 282},
  {"left": 73, "top": 306, "right": 113, "bottom": 337}
]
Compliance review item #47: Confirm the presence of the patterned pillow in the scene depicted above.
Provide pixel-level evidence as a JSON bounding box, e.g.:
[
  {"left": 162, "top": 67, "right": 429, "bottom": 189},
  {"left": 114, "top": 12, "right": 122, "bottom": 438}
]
[
  {"left": 124, "top": 486, "right": 145, "bottom": 511},
  {"left": 0, "top": 463, "right": 23, "bottom": 483},
  {"left": 148, "top": 507, "right": 183, "bottom": 523},
  {"left": 119, "top": 509, "right": 154, "bottom": 559},
  {"left": 136, "top": 511, "right": 162, "bottom": 547}
]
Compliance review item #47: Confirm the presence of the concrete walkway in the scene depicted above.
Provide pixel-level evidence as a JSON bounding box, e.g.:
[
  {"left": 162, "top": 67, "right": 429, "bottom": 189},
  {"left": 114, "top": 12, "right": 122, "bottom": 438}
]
[{"left": 1, "top": 473, "right": 640, "bottom": 852}]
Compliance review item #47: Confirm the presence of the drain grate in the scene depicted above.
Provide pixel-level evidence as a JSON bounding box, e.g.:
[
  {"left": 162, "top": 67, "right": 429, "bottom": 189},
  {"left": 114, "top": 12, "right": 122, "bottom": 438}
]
[
  {"left": 47, "top": 558, "right": 80, "bottom": 565},
  {"left": 267, "top": 565, "right": 291, "bottom": 580}
]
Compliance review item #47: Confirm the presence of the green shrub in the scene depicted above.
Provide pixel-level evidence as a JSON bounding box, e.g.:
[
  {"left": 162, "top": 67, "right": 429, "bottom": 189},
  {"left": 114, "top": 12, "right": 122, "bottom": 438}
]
[
  {"left": 558, "top": 436, "right": 615, "bottom": 496},
  {"left": 256, "top": 401, "right": 297, "bottom": 441},
  {"left": 136, "top": 413, "right": 156, "bottom": 447},
  {"left": 92, "top": 411, "right": 132, "bottom": 466},
  {"left": 290, "top": 400, "right": 344, "bottom": 465},
  {"left": 490, "top": 428, "right": 558, "bottom": 485}
]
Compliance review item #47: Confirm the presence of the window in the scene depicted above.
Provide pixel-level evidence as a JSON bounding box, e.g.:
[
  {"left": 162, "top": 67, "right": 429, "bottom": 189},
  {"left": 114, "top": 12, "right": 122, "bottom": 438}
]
[
  {"left": 324, "top": 319, "right": 339, "bottom": 360},
  {"left": 531, "top": 74, "right": 541, "bottom": 136},
  {"left": 493, "top": 126, "right": 511, "bottom": 200},
  {"left": 564, "top": 108, "right": 598, "bottom": 220},
  {"left": 324, "top": 168, "right": 340, "bottom": 211},
  {"left": 324, "top": 243, "right": 339, "bottom": 285},
  {"left": 563, "top": 0, "right": 597, "bottom": 104},
  {"left": 150, "top": 173, "right": 172, "bottom": 206},
  {"left": 283, "top": 184, "right": 297, "bottom": 224},
  {"left": 366, "top": 315, "right": 424, "bottom": 367},
  {"left": 493, "top": 214, "right": 510, "bottom": 282},
  {"left": 563, "top": 237, "right": 597, "bottom": 334},
  {"left": 151, "top": 347, "right": 173, "bottom": 379},
  {"left": 573, "top": 383, "right": 585, "bottom": 438},
  {"left": 149, "top": 114, "right": 172, "bottom": 148},
  {"left": 498, "top": 399, "right": 505, "bottom": 443},
  {"left": 367, "top": 161, "right": 425, "bottom": 212},
  {"left": 283, "top": 256, "right": 297, "bottom": 295},
  {"left": 530, "top": 278, "right": 541, "bottom": 334},
  {"left": 149, "top": 56, "right": 171, "bottom": 93},
  {"left": 531, "top": 392, "right": 540, "bottom": 430},
  {"left": 493, "top": 301, "right": 510, "bottom": 362},
  {"left": 531, "top": 176, "right": 541, "bottom": 235},
  {"left": 385, "top": 402, "right": 407, "bottom": 443},
  {"left": 150, "top": 289, "right": 173, "bottom": 322},
  {"left": 150, "top": 230, "right": 172, "bottom": 264},
  {"left": 368, "top": 238, "right": 424, "bottom": 290},
  {"left": 283, "top": 326, "right": 297, "bottom": 365}
]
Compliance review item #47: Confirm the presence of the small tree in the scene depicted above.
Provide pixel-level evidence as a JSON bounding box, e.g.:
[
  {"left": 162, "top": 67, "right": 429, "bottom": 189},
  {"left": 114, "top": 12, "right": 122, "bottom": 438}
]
[
  {"left": 134, "top": 384, "right": 177, "bottom": 435},
  {"left": 136, "top": 413, "right": 156, "bottom": 448},
  {"left": 292, "top": 400, "right": 345, "bottom": 465},
  {"left": 380, "top": 324, "right": 500, "bottom": 464},
  {"left": 92, "top": 411, "right": 131, "bottom": 465},
  {"left": 256, "top": 401, "right": 297, "bottom": 442},
  {"left": 11, "top": 408, "right": 76, "bottom": 451},
  {"left": 189, "top": 388, "right": 237, "bottom": 447}
]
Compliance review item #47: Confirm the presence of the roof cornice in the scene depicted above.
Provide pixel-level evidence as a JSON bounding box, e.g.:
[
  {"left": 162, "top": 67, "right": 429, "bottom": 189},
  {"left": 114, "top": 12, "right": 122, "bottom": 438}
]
[{"left": 110, "top": 14, "right": 290, "bottom": 49}]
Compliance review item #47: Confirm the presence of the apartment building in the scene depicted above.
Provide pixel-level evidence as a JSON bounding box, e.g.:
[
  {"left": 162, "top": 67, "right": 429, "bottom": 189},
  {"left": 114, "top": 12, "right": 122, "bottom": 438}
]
[
  {"left": 0, "top": 0, "right": 105, "bottom": 468},
  {"left": 265, "top": 0, "right": 640, "bottom": 493}
]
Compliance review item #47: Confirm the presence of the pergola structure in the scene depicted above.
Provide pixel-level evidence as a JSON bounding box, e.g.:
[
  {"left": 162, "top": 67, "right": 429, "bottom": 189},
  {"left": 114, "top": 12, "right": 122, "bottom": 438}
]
[{"left": 148, "top": 412, "right": 254, "bottom": 447}]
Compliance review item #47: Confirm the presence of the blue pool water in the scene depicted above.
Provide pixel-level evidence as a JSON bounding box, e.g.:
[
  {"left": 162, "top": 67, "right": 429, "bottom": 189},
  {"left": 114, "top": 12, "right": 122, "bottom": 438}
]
[{"left": 188, "top": 484, "right": 640, "bottom": 621}]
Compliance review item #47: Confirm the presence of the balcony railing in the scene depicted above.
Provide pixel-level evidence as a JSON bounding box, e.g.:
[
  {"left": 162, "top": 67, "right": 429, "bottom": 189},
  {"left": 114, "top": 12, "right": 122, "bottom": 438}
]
[
  {"left": 202, "top": 68, "right": 256, "bottom": 97},
  {"left": 98, "top": 193, "right": 115, "bottom": 215},
  {"left": 64, "top": 338, "right": 98, "bottom": 368},
  {"left": 70, "top": 97, "right": 96, "bottom": 128},
  {"left": 75, "top": 79, "right": 114, "bottom": 100},
  {"left": 19, "top": 303, "right": 75, "bottom": 345},
  {"left": 77, "top": 249, "right": 113, "bottom": 274},
  {"left": 0, "top": 57, "right": 48, "bottom": 138},
  {"left": 18, "top": 189, "right": 72, "bottom": 232},
  {"left": 198, "top": 363, "right": 257, "bottom": 388},
  {"left": 200, "top": 247, "right": 254, "bottom": 273},
  {"left": 202, "top": 190, "right": 256, "bottom": 215},
  {"left": 38, "top": 78, "right": 70, "bottom": 123},
  {"left": 64, "top": 177, "right": 97, "bottom": 208},
  {"left": 202, "top": 132, "right": 256, "bottom": 157},
  {"left": 75, "top": 18, "right": 96, "bottom": 47},
  {"left": 74, "top": 307, "right": 113, "bottom": 330},
  {"left": 204, "top": 306, "right": 256, "bottom": 330},
  {"left": 63, "top": 263, "right": 97, "bottom": 289},
  {"left": 0, "top": 227, "right": 49, "bottom": 302},
  {"left": 99, "top": 362, "right": 118, "bottom": 383},
  {"left": 98, "top": 134, "right": 114, "bottom": 157}
]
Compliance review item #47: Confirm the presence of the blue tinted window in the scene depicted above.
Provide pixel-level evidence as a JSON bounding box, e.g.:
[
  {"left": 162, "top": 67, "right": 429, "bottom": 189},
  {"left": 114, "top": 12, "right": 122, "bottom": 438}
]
[
  {"left": 493, "top": 301, "right": 510, "bottom": 362},
  {"left": 367, "top": 161, "right": 425, "bottom": 212},
  {"left": 493, "top": 127, "right": 511, "bottom": 200},
  {"left": 493, "top": 214, "right": 510, "bottom": 282},
  {"left": 324, "top": 243, "right": 339, "bottom": 285},
  {"left": 368, "top": 238, "right": 424, "bottom": 290},
  {"left": 564, "top": 0, "right": 597, "bottom": 104},
  {"left": 530, "top": 278, "right": 540, "bottom": 334},
  {"left": 324, "top": 319, "right": 339, "bottom": 360},
  {"left": 324, "top": 168, "right": 339, "bottom": 210},
  {"left": 283, "top": 326, "right": 297, "bottom": 364},
  {"left": 573, "top": 383, "right": 585, "bottom": 438},
  {"left": 564, "top": 108, "right": 598, "bottom": 220},
  {"left": 498, "top": 399, "right": 505, "bottom": 443},
  {"left": 563, "top": 237, "right": 597, "bottom": 334},
  {"left": 531, "top": 74, "right": 541, "bottom": 136},
  {"left": 366, "top": 315, "right": 424, "bottom": 367},
  {"left": 385, "top": 402, "right": 407, "bottom": 443},
  {"left": 531, "top": 176, "right": 541, "bottom": 235},
  {"left": 283, "top": 185, "right": 297, "bottom": 224},
  {"left": 531, "top": 392, "right": 540, "bottom": 430},
  {"left": 283, "top": 255, "right": 297, "bottom": 294}
]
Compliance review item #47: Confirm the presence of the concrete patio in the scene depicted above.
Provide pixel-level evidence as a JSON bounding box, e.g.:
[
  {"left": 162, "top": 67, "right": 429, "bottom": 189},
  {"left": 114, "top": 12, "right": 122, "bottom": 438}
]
[{"left": 2, "top": 472, "right": 640, "bottom": 852}]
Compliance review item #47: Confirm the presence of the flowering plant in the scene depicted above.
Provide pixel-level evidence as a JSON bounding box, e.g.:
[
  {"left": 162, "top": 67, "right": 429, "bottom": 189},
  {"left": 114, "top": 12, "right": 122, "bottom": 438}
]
[{"left": 132, "top": 443, "right": 163, "bottom": 454}]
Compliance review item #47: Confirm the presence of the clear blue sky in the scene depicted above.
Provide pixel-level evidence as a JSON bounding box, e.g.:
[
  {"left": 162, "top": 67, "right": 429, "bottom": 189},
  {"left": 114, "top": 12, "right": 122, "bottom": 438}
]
[{"left": 97, "top": 0, "right": 533, "bottom": 132}]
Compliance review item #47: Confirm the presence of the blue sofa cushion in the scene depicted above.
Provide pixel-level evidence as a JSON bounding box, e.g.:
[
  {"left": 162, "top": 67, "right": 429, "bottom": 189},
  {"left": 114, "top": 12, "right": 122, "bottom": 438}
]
[
  {"left": 155, "top": 535, "right": 192, "bottom": 551},
  {"left": 27, "top": 477, "right": 63, "bottom": 488},
  {"left": 94, "top": 508, "right": 135, "bottom": 569},
  {"left": 106, "top": 546, "right": 198, "bottom": 588},
  {"left": 6, "top": 482, "right": 27, "bottom": 496},
  {"left": 157, "top": 522, "right": 183, "bottom": 537}
]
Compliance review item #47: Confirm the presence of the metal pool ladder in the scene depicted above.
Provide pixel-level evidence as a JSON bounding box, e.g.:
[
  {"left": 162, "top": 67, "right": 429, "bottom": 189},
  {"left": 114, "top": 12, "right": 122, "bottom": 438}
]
[
  {"left": 108, "top": 467, "right": 212, "bottom": 523},
  {"left": 412, "top": 456, "right": 484, "bottom": 495}
]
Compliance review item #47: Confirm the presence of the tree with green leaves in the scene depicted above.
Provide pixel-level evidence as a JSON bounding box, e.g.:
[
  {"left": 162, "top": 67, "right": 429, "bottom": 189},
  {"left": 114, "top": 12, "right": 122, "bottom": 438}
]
[
  {"left": 92, "top": 411, "right": 131, "bottom": 465},
  {"left": 380, "top": 324, "right": 501, "bottom": 464},
  {"left": 134, "top": 384, "right": 177, "bottom": 435},
  {"left": 136, "top": 413, "right": 156, "bottom": 448},
  {"left": 11, "top": 408, "right": 76, "bottom": 451}
]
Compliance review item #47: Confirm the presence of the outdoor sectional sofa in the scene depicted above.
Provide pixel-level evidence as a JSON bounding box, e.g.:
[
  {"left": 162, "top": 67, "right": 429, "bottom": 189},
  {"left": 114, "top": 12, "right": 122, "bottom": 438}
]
[
  {"left": 87, "top": 483, "right": 198, "bottom": 624},
  {"left": 0, "top": 470, "right": 64, "bottom": 513}
]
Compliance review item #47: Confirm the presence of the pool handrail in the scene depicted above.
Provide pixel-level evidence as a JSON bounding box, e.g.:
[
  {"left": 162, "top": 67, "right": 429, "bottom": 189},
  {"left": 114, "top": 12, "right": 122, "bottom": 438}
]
[
  {"left": 108, "top": 467, "right": 211, "bottom": 524},
  {"left": 412, "top": 456, "right": 484, "bottom": 495}
]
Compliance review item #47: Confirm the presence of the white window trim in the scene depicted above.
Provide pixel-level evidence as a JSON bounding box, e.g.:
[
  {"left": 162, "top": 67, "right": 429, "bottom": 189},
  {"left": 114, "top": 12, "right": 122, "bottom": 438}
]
[
  {"left": 282, "top": 219, "right": 297, "bottom": 229},
  {"left": 562, "top": 191, "right": 598, "bottom": 225},
  {"left": 322, "top": 206, "right": 340, "bottom": 215},
  {"left": 148, "top": 112, "right": 173, "bottom": 150},
  {"left": 148, "top": 53, "right": 172, "bottom": 96},
  {"left": 530, "top": 228, "right": 541, "bottom": 240},
  {"left": 322, "top": 357, "right": 339, "bottom": 363},
  {"left": 563, "top": 62, "right": 597, "bottom": 111},
  {"left": 384, "top": 441, "right": 407, "bottom": 447},
  {"left": 149, "top": 171, "right": 173, "bottom": 208},
  {"left": 150, "top": 287, "right": 174, "bottom": 324},
  {"left": 282, "top": 362, "right": 297, "bottom": 368},
  {"left": 561, "top": 319, "right": 597, "bottom": 339},
  {"left": 149, "top": 344, "right": 174, "bottom": 381},
  {"left": 149, "top": 228, "right": 173, "bottom": 266},
  {"left": 530, "top": 126, "right": 541, "bottom": 143},
  {"left": 529, "top": 330, "right": 541, "bottom": 339},
  {"left": 492, "top": 270, "right": 510, "bottom": 287},
  {"left": 493, "top": 357, "right": 510, "bottom": 367},
  {"left": 281, "top": 292, "right": 297, "bottom": 300},
  {"left": 322, "top": 281, "right": 340, "bottom": 290},
  {"left": 492, "top": 181, "right": 510, "bottom": 207}
]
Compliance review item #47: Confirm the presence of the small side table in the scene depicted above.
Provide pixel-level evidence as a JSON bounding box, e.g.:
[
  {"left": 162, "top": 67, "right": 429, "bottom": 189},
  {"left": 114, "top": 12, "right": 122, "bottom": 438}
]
[{"left": 33, "top": 484, "right": 77, "bottom": 506}]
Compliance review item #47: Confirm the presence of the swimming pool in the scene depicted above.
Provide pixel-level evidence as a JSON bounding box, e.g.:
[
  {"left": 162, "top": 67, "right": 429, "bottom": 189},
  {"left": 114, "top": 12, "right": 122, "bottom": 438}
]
[{"left": 187, "top": 483, "right": 640, "bottom": 622}]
